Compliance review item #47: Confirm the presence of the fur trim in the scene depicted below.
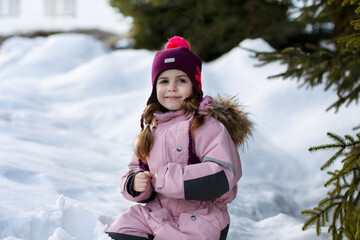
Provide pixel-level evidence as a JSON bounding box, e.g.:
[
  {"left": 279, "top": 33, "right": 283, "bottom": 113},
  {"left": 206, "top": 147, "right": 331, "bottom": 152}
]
[{"left": 208, "top": 95, "right": 254, "bottom": 147}]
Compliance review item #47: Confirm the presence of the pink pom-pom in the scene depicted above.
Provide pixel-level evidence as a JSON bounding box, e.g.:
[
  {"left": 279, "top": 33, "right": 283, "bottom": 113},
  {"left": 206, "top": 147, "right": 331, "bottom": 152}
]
[{"left": 165, "top": 36, "right": 191, "bottom": 50}]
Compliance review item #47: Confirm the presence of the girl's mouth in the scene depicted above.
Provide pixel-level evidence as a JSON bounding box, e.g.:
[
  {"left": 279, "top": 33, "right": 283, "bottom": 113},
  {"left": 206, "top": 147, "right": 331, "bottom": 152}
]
[{"left": 166, "top": 96, "right": 181, "bottom": 100}]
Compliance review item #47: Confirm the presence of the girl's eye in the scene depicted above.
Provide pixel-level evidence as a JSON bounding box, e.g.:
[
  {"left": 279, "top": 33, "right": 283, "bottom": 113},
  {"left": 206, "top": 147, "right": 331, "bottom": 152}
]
[
  {"left": 178, "top": 78, "right": 187, "bottom": 83},
  {"left": 159, "top": 80, "right": 168, "bottom": 84}
]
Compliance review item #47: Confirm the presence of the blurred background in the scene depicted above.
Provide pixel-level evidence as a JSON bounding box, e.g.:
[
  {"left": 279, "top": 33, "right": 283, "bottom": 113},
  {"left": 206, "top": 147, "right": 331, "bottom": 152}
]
[
  {"left": 0, "top": 0, "right": 132, "bottom": 48},
  {"left": 0, "top": 0, "right": 359, "bottom": 240},
  {"left": 0, "top": 0, "right": 316, "bottom": 59}
]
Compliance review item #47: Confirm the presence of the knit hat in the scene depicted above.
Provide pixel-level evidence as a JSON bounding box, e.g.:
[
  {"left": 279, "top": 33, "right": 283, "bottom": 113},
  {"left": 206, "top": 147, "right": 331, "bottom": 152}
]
[{"left": 147, "top": 36, "right": 203, "bottom": 105}]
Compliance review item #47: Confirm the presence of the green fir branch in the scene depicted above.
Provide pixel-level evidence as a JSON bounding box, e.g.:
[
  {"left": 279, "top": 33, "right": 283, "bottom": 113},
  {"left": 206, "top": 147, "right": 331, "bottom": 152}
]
[
  {"left": 302, "top": 131, "right": 360, "bottom": 239},
  {"left": 321, "top": 148, "right": 344, "bottom": 170},
  {"left": 324, "top": 171, "right": 340, "bottom": 187},
  {"left": 344, "top": 134, "right": 356, "bottom": 144},
  {"left": 328, "top": 132, "right": 346, "bottom": 145},
  {"left": 340, "top": 155, "right": 359, "bottom": 174},
  {"left": 309, "top": 144, "right": 343, "bottom": 152},
  {"left": 356, "top": 5, "right": 360, "bottom": 13},
  {"left": 337, "top": 33, "right": 360, "bottom": 48},
  {"left": 350, "top": 19, "right": 360, "bottom": 30}
]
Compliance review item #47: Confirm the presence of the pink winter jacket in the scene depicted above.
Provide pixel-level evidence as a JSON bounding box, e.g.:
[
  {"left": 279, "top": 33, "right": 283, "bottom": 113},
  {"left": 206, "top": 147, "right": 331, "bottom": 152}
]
[{"left": 118, "top": 95, "right": 253, "bottom": 236}]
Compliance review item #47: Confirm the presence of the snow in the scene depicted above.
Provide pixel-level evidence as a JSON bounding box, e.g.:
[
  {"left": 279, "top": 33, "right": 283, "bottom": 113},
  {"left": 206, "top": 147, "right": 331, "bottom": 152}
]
[{"left": 1, "top": 33, "right": 358, "bottom": 240}]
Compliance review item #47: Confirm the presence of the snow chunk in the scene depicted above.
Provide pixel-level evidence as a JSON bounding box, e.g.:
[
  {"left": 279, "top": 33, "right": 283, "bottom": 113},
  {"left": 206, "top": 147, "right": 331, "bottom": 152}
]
[
  {"left": 56, "top": 195, "right": 66, "bottom": 210},
  {"left": 240, "top": 38, "right": 275, "bottom": 52},
  {"left": 48, "top": 228, "right": 76, "bottom": 240}
]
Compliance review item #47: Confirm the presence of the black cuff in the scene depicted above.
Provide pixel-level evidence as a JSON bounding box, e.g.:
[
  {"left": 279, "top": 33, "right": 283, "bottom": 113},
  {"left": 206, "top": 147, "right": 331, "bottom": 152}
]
[{"left": 126, "top": 172, "right": 142, "bottom": 197}]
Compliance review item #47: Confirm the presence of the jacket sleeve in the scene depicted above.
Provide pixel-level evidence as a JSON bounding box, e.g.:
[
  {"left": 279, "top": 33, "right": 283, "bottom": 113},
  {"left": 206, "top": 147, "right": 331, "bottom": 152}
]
[
  {"left": 120, "top": 155, "right": 155, "bottom": 203},
  {"left": 153, "top": 118, "right": 242, "bottom": 201}
]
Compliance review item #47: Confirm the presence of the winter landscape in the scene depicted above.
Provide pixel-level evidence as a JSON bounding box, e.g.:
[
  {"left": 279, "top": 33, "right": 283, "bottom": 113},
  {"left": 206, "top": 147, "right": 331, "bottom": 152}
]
[{"left": 0, "top": 33, "right": 359, "bottom": 240}]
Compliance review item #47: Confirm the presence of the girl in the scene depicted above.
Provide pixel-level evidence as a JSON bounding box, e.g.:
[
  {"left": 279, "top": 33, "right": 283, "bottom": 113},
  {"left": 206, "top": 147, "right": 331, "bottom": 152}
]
[{"left": 106, "top": 36, "right": 253, "bottom": 240}]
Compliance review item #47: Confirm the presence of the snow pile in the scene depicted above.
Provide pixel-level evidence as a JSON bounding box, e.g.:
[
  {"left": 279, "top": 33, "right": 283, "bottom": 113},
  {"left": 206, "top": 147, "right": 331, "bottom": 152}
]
[{"left": 1, "top": 33, "right": 358, "bottom": 239}]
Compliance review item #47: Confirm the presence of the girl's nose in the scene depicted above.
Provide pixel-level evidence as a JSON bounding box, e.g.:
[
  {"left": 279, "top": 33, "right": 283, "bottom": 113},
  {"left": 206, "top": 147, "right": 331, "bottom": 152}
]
[{"left": 168, "top": 82, "right": 177, "bottom": 92}]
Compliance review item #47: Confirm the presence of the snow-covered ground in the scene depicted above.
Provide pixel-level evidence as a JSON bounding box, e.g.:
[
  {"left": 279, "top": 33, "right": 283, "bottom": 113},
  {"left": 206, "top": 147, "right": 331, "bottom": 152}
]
[{"left": 0, "top": 33, "right": 358, "bottom": 240}]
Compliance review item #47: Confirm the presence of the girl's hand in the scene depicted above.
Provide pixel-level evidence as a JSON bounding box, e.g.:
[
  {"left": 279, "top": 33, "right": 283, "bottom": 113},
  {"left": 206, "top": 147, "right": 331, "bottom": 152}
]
[{"left": 133, "top": 171, "right": 152, "bottom": 193}]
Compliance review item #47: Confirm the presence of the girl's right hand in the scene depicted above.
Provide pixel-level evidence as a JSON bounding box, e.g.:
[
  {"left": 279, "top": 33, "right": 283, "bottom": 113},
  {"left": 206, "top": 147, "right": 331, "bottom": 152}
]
[{"left": 133, "top": 171, "right": 152, "bottom": 192}]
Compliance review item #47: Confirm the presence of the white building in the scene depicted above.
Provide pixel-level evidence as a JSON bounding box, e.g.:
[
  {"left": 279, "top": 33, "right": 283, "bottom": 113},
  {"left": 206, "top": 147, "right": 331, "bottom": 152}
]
[{"left": 0, "top": 0, "right": 131, "bottom": 35}]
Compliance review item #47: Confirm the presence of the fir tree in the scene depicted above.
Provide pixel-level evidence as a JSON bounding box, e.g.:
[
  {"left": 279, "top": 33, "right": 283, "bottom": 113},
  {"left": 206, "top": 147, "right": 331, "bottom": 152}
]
[{"left": 253, "top": 0, "right": 360, "bottom": 239}]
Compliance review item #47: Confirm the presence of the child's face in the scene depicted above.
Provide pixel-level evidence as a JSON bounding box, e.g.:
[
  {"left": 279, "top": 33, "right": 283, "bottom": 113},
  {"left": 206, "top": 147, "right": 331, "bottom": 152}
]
[{"left": 156, "top": 69, "right": 193, "bottom": 111}]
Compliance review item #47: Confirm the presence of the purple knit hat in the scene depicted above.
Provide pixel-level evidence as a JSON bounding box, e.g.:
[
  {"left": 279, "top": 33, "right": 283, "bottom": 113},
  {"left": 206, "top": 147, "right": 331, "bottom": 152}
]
[{"left": 147, "top": 36, "right": 203, "bottom": 105}]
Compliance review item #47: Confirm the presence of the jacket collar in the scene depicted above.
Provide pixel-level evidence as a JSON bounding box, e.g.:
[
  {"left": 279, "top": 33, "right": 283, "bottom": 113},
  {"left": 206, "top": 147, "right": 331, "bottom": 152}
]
[
  {"left": 154, "top": 109, "right": 191, "bottom": 123},
  {"left": 153, "top": 96, "right": 213, "bottom": 123}
]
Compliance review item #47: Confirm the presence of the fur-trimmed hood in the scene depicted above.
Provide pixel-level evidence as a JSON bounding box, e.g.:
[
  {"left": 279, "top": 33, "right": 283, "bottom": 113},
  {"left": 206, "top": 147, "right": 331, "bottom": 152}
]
[{"left": 199, "top": 95, "right": 254, "bottom": 147}]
